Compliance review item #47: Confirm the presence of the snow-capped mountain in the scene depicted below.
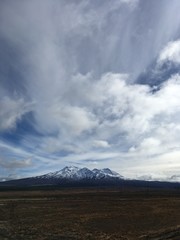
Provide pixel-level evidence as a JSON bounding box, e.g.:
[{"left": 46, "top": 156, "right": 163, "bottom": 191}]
[
  {"left": 1, "top": 166, "right": 180, "bottom": 189},
  {"left": 37, "top": 166, "right": 123, "bottom": 180}
]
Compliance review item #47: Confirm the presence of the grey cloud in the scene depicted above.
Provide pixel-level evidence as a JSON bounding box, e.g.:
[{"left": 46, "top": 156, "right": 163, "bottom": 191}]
[
  {"left": 0, "top": 157, "right": 32, "bottom": 170},
  {"left": 1, "top": 0, "right": 179, "bottom": 86}
]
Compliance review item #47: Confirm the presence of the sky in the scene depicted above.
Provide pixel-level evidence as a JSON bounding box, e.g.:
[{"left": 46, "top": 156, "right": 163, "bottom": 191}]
[{"left": 0, "top": 0, "right": 180, "bottom": 180}]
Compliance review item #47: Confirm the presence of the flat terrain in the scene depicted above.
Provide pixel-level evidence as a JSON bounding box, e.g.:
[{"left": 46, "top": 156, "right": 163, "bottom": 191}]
[{"left": 0, "top": 188, "right": 180, "bottom": 240}]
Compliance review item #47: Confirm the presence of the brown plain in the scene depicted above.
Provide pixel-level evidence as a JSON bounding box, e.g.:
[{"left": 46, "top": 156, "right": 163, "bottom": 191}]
[{"left": 0, "top": 188, "right": 180, "bottom": 240}]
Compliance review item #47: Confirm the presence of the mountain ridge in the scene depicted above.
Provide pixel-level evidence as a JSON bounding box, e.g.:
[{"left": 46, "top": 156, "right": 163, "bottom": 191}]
[{"left": 35, "top": 166, "right": 124, "bottom": 180}]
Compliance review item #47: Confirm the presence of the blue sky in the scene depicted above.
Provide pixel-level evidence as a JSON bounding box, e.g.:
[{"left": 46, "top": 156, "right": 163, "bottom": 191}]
[{"left": 0, "top": 0, "right": 180, "bottom": 180}]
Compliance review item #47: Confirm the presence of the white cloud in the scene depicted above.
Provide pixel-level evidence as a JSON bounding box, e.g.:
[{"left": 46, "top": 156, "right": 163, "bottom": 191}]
[
  {"left": 158, "top": 39, "right": 180, "bottom": 64},
  {"left": 93, "top": 140, "right": 110, "bottom": 148},
  {"left": 35, "top": 103, "right": 98, "bottom": 137},
  {"left": 29, "top": 73, "right": 180, "bottom": 176},
  {"left": 0, "top": 96, "right": 32, "bottom": 131}
]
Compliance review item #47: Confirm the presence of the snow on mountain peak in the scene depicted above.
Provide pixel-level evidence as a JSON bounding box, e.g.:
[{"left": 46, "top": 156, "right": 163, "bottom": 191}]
[{"left": 38, "top": 166, "right": 123, "bottom": 180}]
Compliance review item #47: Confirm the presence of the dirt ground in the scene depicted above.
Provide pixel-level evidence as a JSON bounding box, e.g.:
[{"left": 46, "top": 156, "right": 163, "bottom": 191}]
[{"left": 0, "top": 187, "right": 180, "bottom": 240}]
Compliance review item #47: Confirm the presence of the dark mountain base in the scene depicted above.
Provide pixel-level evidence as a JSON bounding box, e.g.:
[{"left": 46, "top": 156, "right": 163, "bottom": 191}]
[
  {"left": 0, "top": 188, "right": 180, "bottom": 240},
  {"left": 0, "top": 177, "right": 180, "bottom": 190}
]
